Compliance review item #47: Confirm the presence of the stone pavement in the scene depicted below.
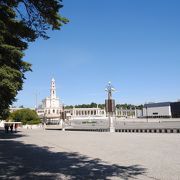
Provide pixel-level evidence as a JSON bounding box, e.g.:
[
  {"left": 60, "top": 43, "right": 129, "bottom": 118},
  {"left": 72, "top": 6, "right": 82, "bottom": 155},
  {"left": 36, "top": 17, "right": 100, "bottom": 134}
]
[{"left": 0, "top": 128, "right": 180, "bottom": 179}]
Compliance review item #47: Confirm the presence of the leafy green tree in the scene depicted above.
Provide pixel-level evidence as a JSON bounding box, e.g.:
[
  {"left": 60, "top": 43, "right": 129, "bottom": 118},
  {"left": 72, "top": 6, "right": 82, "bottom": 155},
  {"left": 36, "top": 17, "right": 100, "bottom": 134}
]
[
  {"left": 90, "top": 102, "right": 97, "bottom": 108},
  {"left": 65, "top": 103, "right": 143, "bottom": 110},
  {"left": 74, "top": 102, "right": 98, "bottom": 108},
  {"left": 116, "top": 104, "right": 143, "bottom": 110},
  {"left": 67, "top": 103, "right": 105, "bottom": 109},
  {"left": 136, "top": 104, "right": 143, "bottom": 109},
  {"left": 0, "top": 0, "right": 68, "bottom": 119},
  {"left": 10, "top": 108, "right": 40, "bottom": 125},
  {"left": 64, "top": 105, "right": 73, "bottom": 109},
  {"left": 98, "top": 104, "right": 105, "bottom": 109}
]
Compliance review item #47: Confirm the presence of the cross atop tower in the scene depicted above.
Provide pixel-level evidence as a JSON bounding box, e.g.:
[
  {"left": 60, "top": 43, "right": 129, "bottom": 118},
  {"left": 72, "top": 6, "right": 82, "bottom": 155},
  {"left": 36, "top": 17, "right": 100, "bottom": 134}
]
[{"left": 50, "top": 78, "right": 56, "bottom": 99}]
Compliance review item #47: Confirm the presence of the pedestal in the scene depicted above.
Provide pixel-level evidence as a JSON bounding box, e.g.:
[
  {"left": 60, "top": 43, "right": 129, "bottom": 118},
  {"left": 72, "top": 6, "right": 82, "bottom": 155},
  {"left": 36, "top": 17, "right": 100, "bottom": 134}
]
[{"left": 109, "top": 116, "right": 115, "bottom": 133}]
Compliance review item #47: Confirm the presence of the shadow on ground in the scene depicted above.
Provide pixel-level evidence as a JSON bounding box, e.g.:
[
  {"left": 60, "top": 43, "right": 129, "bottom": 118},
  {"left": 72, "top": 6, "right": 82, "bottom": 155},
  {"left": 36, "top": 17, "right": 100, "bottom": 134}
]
[
  {"left": 0, "top": 131, "right": 146, "bottom": 179},
  {"left": 0, "top": 128, "right": 26, "bottom": 139}
]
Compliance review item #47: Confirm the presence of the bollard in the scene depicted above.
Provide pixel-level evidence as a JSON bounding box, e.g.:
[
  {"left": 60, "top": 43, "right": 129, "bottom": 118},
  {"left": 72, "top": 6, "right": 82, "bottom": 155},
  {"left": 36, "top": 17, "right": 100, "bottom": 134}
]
[{"left": 173, "top": 129, "right": 177, "bottom": 133}]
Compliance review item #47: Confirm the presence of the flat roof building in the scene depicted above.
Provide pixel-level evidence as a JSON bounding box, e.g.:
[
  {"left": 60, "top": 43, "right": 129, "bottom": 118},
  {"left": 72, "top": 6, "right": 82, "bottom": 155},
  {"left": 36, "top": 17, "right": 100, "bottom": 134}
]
[
  {"left": 143, "top": 102, "right": 171, "bottom": 118},
  {"left": 171, "top": 102, "right": 180, "bottom": 118},
  {"left": 142, "top": 101, "right": 180, "bottom": 118}
]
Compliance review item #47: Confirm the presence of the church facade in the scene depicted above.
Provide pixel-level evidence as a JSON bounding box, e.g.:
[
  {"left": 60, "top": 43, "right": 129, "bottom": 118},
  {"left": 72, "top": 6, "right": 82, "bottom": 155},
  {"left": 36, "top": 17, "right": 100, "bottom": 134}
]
[{"left": 36, "top": 78, "right": 63, "bottom": 120}]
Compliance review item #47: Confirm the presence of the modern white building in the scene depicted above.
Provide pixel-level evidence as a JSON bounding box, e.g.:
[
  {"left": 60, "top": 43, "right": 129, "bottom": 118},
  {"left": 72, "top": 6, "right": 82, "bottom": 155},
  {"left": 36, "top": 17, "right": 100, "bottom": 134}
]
[
  {"left": 36, "top": 78, "right": 63, "bottom": 120},
  {"left": 143, "top": 102, "right": 172, "bottom": 118}
]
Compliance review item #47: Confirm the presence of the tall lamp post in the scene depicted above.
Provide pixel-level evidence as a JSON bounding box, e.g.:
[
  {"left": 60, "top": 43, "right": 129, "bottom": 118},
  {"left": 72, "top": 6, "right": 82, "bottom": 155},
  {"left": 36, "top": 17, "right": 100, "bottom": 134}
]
[
  {"left": 61, "top": 103, "right": 66, "bottom": 131},
  {"left": 105, "top": 82, "right": 116, "bottom": 132},
  {"left": 146, "top": 106, "right": 148, "bottom": 122}
]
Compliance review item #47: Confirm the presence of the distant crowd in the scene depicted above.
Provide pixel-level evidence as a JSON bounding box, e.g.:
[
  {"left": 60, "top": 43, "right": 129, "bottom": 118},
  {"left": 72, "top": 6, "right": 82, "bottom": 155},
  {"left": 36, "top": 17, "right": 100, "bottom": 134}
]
[{"left": 4, "top": 123, "right": 18, "bottom": 133}]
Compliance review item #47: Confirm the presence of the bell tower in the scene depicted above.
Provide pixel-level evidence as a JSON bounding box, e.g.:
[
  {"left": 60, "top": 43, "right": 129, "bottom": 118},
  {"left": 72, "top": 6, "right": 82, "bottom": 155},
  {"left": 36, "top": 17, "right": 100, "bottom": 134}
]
[{"left": 50, "top": 78, "right": 56, "bottom": 99}]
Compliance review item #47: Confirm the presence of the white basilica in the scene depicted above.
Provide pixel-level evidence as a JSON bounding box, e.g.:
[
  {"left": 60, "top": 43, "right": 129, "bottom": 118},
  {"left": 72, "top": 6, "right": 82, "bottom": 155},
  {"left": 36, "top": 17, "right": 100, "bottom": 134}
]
[
  {"left": 37, "top": 78, "right": 138, "bottom": 121},
  {"left": 36, "top": 78, "right": 63, "bottom": 119}
]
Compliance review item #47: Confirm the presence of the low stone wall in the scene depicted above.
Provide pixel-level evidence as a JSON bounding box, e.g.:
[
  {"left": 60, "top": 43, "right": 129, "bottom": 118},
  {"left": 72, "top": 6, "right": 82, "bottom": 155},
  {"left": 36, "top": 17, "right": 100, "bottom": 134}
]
[
  {"left": 22, "top": 124, "right": 43, "bottom": 129},
  {"left": 65, "top": 128, "right": 109, "bottom": 132},
  {"left": 116, "top": 118, "right": 180, "bottom": 122},
  {"left": 65, "top": 120, "right": 180, "bottom": 133},
  {"left": 65, "top": 128, "right": 180, "bottom": 133},
  {"left": 40, "top": 119, "right": 180, "bottom": 133},
  {"left": 0, "top": 120, "right": 5, "bottom": 127},
  {"left": 115, "top": 128, "right": 180, "bottom": 133}
]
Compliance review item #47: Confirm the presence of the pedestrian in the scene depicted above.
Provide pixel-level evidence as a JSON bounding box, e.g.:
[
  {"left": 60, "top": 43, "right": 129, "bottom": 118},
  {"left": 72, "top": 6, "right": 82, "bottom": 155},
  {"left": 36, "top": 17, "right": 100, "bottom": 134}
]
[
  {"left": 10, "top": 124, "right": 13, "bottom": 133},
  {"left": 15, "top": 123, "right": 18, "bottom": 132},
  {"left": 7, "top": 124, "right": 9, "bottom": 133},
  {"left": 4, "top": 124, "right": 8, "bottom": 133}
]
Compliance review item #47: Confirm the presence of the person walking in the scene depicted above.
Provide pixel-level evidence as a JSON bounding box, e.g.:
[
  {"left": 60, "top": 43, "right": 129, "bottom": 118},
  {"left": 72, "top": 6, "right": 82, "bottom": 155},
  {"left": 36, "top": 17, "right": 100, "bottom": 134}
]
[
  {"left": 10, "top": 124, "right": 13, "bottom": 133},
  {"left": 15, "top": 123, "right": 18, "bottom": 132},
  {"left": 7, "top": 124, "right": 9, "bottom": 133},
  {"left": 4, "top": 124, "right": 8, "bottom": 133}
]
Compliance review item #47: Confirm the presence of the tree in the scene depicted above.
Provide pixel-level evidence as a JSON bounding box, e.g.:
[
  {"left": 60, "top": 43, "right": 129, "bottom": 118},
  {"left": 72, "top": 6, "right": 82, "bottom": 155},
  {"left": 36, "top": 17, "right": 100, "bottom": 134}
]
[
  {"left": 10, "top": 108, "right": 40, "bottom": 125},
  {"left": 67, "top": 103, "right": 105, "bottom": 109},
  {"left": 90, "top": 102, "right": 97, "bottom": 108},
  {"left": 64, "top": 105, "right": 73, "bottom": 109},
  {"left": 0, "top": 0, "right": 68, "bottom": 119},
  {"left": 116, "top": 104, "right": 143, "bottom": 110}
]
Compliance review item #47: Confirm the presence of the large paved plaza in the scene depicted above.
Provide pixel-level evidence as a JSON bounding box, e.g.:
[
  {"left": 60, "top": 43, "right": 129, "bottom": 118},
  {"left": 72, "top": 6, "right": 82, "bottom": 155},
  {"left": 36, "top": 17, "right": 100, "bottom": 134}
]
[{"left": 0, "top": 128, "right": 180, "bottom": 180}]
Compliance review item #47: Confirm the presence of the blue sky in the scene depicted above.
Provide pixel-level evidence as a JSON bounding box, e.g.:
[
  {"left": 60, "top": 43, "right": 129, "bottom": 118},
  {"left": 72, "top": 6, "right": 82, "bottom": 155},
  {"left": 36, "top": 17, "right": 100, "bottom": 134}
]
[{"left": 14, "top": 0, "right": 180, "bottom": 107}]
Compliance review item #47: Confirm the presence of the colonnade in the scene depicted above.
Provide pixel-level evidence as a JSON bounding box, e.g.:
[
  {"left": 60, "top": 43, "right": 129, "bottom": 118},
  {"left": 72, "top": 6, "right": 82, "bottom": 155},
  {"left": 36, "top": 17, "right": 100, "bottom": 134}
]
[{"left": 64, "top": 108, "right": 137, "bottom": 118}]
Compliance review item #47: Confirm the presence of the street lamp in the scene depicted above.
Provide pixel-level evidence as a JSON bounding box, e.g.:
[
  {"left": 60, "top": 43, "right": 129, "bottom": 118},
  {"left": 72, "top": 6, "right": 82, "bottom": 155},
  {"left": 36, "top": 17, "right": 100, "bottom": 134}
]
[{"left": 146, "top": 106, "right": 148, "bottom": 122}]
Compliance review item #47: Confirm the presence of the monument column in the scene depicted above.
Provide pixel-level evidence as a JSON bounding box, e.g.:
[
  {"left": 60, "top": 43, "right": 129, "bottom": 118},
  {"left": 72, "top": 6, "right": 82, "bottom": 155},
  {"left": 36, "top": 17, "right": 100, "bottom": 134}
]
[{"left": 105, "top": 82, "right": 116, "bottom": 132}]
